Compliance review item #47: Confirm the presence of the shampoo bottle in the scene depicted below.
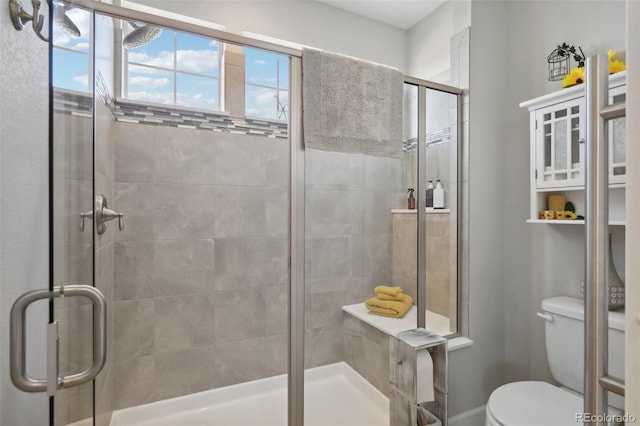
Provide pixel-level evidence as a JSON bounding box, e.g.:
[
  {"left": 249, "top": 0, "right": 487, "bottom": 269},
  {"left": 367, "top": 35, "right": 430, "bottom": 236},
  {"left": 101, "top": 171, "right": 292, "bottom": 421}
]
[
  {"left": 433, "top": 180, "right": 445, "bottom": 209},
  {"left": 407, "top": 188, "right": 416, "bottom": 210},
  {"left": 426, "top": 181, "right": 434, "bottom": 208}
]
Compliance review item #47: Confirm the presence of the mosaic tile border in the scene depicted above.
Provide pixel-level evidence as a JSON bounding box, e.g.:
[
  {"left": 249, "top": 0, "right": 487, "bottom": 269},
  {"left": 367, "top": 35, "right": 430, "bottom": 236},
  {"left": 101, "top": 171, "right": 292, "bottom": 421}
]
[
  {"left": 53, "top": 89, "right": 289, "bottom": 139},
  {"left": 114, "top": 100, "right": 288, "bottom": 139},
  {"left": 403, "top": 126, "right": 452, "bottom": 151},
  {"left": 96, "top": 71, "right": 116, "bottom": 115}
]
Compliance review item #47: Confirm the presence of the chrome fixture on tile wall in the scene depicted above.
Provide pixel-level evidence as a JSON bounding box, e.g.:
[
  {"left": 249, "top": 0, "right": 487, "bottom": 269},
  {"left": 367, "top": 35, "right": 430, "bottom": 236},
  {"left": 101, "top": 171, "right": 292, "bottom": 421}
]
[
  {"left": 9, "top": 0, "right": 164, "bottom": 49},
  {"left": 80, "top": 195, "right": 125, "bottom": 235},
  {"left": 122, "top": 21, "right": 162, "bottom": 48},
  {"left": 9, "top": 0, "right": 48, "bottom": 41},
  {"left": 9, "top": 0, "right": 81, "bottom": 41}
]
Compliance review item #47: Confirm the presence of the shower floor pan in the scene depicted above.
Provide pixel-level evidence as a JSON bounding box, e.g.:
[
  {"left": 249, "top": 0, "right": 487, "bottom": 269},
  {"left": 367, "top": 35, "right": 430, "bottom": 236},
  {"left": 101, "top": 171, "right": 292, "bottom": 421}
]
[{"left": 110, "top": 362, "right": 389, "bottom": 426}]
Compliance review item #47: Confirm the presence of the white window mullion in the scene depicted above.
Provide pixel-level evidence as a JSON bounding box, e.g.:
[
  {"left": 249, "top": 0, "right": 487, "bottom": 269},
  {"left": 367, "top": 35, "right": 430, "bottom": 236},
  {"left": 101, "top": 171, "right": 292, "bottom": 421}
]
[{"left": 173, "top": 31, "right": 178, "bottom": 105}]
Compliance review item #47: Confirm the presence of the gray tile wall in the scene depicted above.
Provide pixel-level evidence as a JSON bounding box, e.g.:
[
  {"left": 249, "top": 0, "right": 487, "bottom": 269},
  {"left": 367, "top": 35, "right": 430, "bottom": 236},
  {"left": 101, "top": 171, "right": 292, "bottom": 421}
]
[
  {"left": 304, "top": 149, "right": 405, "bottom": 368},
  {"left": 112, "top": 122, "right": 290, "bottom": 409},
  {"left": 52, "top": 107, "right": 104, "bottom": 425},
  {"left": 94, "top": 97, "right": 116, "bottom": 426},
  {"left": 392, "top": 212, "right": 455, "bottom": 322},
  {"left": 112, "top": 124, "right": 405, "bottom": 407},
  {"left": 343, "top": 314, "right": 390, "bottom": 396},
  {"left": 51, "top": 92, "right": 116, "bottom": 424}
]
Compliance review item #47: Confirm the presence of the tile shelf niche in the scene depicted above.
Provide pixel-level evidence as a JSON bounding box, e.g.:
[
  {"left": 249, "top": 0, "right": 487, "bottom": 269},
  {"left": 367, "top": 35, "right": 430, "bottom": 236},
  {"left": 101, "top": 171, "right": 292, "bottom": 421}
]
[{"left": 520, "top": 71, "right": 627, "bottom": 226}]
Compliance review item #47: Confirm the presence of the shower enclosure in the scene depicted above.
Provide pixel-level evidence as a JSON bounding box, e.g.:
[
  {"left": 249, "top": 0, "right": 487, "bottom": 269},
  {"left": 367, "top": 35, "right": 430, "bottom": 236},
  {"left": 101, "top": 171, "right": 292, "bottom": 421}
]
[{"left": 7, "top": 1, "right": 463, "bottom": 425}]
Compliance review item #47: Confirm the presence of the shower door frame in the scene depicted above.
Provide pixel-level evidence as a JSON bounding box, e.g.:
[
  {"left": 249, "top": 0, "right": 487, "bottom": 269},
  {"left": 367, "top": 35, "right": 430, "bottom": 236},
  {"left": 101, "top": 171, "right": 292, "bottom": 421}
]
[
  {"left": 49, "top": 3, "right": 467, "bottom": 425},
  {"left": 404, "top": 76, "right": 465, "bottom": 333},
  {"left": 65, "top": 1, "right": 307, "bottom": 425}
]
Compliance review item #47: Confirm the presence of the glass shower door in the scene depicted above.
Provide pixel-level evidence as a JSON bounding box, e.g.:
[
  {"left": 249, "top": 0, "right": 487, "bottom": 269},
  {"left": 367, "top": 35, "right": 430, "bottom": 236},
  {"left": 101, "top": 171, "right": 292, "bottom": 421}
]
[{"left": 51, "top": 2, "right": 98, "bottom": 425}]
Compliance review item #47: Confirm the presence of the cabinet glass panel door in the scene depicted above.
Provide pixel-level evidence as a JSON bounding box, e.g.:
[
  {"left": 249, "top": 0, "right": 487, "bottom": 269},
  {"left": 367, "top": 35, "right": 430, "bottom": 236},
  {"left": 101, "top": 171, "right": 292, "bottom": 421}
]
[
  {"left": 537, "top": 100, "right": 584, "bottom": 189},
  {"left": 609, "top": 89, "right": 626, "bottom": 184}
]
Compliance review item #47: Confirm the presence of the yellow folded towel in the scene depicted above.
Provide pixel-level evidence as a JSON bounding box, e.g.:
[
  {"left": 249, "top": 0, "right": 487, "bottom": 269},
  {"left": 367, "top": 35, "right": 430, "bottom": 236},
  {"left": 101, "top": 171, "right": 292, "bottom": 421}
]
[
  {"left": 365, "top": 294, "right": 413, "bottom": 318},
  {"left": 374, "top": 285, "right": 405, "bottom": 301}
]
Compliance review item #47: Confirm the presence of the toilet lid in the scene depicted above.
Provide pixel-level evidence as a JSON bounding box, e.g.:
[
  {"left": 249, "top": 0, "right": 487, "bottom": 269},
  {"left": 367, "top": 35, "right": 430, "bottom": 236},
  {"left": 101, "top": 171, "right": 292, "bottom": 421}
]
[{"left": 487, "top": 381, "right": 584, "bottom": 426}]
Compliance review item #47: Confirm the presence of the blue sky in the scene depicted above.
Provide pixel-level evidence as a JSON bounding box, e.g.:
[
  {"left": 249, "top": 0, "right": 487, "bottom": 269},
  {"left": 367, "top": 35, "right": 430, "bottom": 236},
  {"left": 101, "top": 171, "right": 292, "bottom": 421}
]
[{"left": 53, "top": 13, "right": 289, "bottom": 119}]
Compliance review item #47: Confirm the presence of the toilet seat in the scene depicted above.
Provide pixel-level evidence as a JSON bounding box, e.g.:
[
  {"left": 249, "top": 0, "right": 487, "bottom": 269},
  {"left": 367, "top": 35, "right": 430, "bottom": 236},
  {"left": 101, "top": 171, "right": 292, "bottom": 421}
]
[{"left": 486, "top": 381, "right": 583, "bottom": 426}]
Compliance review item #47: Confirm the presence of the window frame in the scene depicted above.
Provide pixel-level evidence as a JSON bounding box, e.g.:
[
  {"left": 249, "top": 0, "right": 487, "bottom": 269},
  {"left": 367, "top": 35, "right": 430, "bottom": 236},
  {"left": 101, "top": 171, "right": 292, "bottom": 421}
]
[
  {"left": 51, "top": 9, "right": 94, "bottom": 94},
  {"left": 244, "top": 48, "right": 290, "bottom": 121},
  {"left": 122, "top": 26, "right": 223, "bottom": 111}
]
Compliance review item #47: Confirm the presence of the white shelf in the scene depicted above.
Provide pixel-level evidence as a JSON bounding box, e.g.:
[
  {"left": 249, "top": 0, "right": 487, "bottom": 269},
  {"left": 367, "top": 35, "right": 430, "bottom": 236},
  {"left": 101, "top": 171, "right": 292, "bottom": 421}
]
[
  {"left": 520, "top": 71, "right": 626, "bottom": 111},
  {"left": 526, "top": 219, "right": 626, "bottom": 226}
]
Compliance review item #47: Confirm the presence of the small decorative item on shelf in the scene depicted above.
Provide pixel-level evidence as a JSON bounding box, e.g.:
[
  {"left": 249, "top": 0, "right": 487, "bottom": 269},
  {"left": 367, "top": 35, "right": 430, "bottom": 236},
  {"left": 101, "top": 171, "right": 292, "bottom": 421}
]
[
  {"left": 538, "top": 198, "right": 580, "bottom": 220},
  {"left": 608, "top": 49, "right": 626, "bottom": 74},
  {"left": 547, "top": 194, "right": 566, "bottom": 211},
  {"left": 562, "top": 67, "right": 585, "bottom": 88},
  {"left": 564, "top": 201, "right": 578, "bottom": 220},
  {"left": 559, "top": 48, "right": 626, "bottom": 88},
  {"left": 548, "top": 42, "right": 585, "bottom": 82}
]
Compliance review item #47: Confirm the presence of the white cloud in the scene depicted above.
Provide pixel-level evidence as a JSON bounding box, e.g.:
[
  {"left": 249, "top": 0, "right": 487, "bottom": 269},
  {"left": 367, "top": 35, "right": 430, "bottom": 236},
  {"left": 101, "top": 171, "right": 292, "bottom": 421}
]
[
  {"left": 127, "top": 91, "right": 217, "bottom": 110},
  {"left": 195, "top": 80, "right": 217, "bottom": 87},
  {"left": 176, "top": 49, "right": 219, "bottom": 73},
  {"left": 52, "top": 30, "right": 72, "bottom": 48},
  {"left": 67, "top": 8, "right": 91, "bottom": 37},
  {"left": 176, "top": 92, "right": 217, "bottom": 109},
  {"left": 128, "top": 51, "right": 175, "bottom": 69},
  {"left": 129, "top": 49, "right": 219, "bottom": 75},
  {"left": 129, "top": 76, "right": 170, "bottom": 89},
  {"left": 247, "top": 76, "right": 278, "bottom": 85},
  {"left": 254, "top": 59, "right": 267, "bottom": 65},
  {"left": 52, "top": 7, "right": 91, "bottom": 48},
  {"left": 73, "top": 75, "right": 88, "bottom": 88},
  {"left": 246, "top": 87, "right": 277, "bottom": 119},
  {"left": 128, "top": 91, "right": 174, "bottom": 105},
  {"left": 254, "top": 87, "right": 276, "bottom": 105},
  {"left": 72, "top": 41, "right": 90, "bottom": 50}
]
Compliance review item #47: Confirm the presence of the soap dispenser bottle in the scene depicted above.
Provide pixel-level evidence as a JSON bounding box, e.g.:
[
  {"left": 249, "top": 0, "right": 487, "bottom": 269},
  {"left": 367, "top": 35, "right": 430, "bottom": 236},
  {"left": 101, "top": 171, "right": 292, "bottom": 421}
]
[
  {"left": 407, "top": 188, "right": 416, "bottom": 210},
  {"left": 433, "top": 180, "right": 445, "bottom": 209},
  {"left": 426, "top": 181, "right": 434, "bottom": 208}
]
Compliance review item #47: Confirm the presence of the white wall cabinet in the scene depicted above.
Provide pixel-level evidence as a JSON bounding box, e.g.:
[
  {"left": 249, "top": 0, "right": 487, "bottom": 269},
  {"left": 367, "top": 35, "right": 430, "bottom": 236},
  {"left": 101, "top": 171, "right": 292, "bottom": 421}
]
[{"left": 520, "top": 71, "right": 627, "bottom": 224}]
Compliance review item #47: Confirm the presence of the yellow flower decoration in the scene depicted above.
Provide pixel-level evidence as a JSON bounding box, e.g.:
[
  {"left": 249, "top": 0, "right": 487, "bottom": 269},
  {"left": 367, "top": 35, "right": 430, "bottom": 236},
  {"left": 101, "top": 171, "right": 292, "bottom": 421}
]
[
  {"left": 562, "top": 66, "right": 585, "bottom": 88},
  {"left": 608, "top": 49, "right": 626, "bottom": 74},
  {"left": 565, "top": 211, "right": 578, "bottom": 220}
]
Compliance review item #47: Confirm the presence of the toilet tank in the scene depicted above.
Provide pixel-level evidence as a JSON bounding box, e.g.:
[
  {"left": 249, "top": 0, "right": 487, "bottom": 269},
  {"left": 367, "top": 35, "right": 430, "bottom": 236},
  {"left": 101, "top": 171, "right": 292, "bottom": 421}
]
[{"left": 542, "top": 296, "right": 625, "bottom": 404}]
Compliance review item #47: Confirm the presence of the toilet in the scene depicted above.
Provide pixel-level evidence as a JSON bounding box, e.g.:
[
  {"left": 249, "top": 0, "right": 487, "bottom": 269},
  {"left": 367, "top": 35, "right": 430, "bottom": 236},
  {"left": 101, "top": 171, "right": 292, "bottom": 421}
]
[{"left": 485, "top": 296, "right": 625, "bottom": 426}]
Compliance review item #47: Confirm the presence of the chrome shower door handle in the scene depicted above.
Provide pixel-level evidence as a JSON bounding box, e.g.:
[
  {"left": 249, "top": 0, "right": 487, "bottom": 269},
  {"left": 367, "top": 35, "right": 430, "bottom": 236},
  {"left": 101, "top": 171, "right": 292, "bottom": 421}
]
[
  {"left": 80, "top": 195, "right": 124, "bottom": 234},
  {"left": 80, "top": 210, "right": 93, "bottom": 232},
  {"left": 101, "top": 207, "right": 124, "bottom": 232},
  {"left": 9, "top": 285, "right": 107, "bottom": 395}
]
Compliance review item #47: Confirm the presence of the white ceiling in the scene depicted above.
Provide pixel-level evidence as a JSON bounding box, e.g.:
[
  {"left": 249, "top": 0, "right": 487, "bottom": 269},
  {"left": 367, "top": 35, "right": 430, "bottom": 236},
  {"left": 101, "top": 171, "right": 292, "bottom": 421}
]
[{"left": 315, "top": 0, "right": 447, "bottom": 30}]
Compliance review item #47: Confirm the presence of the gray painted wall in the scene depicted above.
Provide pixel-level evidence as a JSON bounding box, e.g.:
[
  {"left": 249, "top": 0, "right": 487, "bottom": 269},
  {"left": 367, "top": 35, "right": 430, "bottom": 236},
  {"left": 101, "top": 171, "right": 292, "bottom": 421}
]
[
  {"left": 445, "top": 0, "right": 508, "bottom": 416},
  {"left": 132, "top": 0, "right": 408, "bottom": 71},
  {"left": 0, "top": 4, "right": 50, "bottom": 426},
  {"left": 503, "top": 0, "right": 627, "bottom": 384}
]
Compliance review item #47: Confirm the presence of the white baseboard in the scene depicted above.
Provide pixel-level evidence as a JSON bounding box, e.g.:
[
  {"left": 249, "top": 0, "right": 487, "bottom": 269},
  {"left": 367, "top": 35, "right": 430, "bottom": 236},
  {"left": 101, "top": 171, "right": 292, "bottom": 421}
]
[{"left": 449, "top": 405, "right": 486, "bottom": 426}]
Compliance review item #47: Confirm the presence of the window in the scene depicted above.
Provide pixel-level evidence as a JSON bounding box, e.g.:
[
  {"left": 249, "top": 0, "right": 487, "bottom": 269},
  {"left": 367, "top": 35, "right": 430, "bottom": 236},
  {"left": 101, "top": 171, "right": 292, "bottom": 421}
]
[
  {"left": 124, "top": 24, "right": 221, "bottom": 111},
  {"left": 52, "top": 7, "right": 92, "bottom": 92},
  {"left": 244, "top": 47, "right": 289, "bottom": 120}
]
